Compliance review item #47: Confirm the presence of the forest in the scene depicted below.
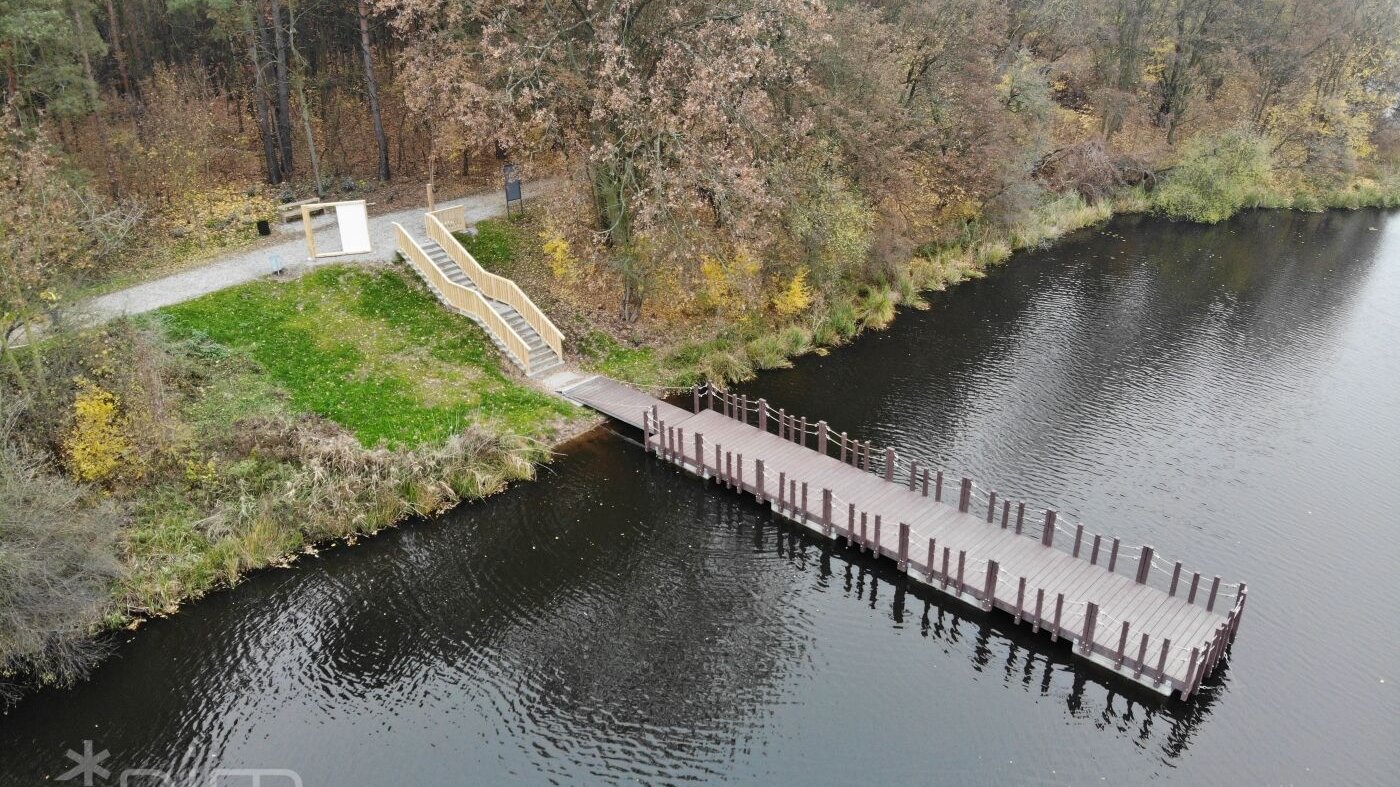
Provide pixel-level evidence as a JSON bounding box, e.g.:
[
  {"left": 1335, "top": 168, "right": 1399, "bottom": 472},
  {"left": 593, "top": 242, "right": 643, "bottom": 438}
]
[{"left": 2, "top": 0, "right": 1398, "bottom": 700}]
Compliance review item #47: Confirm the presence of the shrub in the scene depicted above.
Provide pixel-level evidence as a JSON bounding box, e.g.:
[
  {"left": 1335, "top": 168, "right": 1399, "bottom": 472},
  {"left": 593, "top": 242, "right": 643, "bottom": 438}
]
[
  {"left": 745, "top": 335, "right": 791, "bottom": 370},
  {"left": 1, "top": 399, "right": 122, "bottom": 701},
  {"left": 860, "top": 288, "right": 897, "bottom": 330},
  {"left": 771, "top": 269, "right": 813, "bottom": 317},
  {"left": 63, "top": 380, "right": 134, "bottom": 483},
  {"left": 1153, "top": 130, "right": 1275, "bottom": 223}
]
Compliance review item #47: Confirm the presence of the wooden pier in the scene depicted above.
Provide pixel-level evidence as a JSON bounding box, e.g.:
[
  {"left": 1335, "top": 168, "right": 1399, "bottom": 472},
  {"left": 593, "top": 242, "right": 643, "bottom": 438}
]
[{"left": 560, "top": 376, "right": 1247, "bottom": 699}]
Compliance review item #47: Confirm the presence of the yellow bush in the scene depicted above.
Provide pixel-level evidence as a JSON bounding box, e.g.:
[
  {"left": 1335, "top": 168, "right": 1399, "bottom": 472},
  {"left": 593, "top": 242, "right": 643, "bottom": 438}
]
[
  {"left": 699, "top": 247, "right": 761, "bottom": 316},
  {"left": 64, "top": 380, "right": 132, "bottom": 483},
  {"left": 772, "top": 269, "right": 813, "bottom": 317},
  {"left": 540, "top": 228, "right": 575, "bottom": 280}
]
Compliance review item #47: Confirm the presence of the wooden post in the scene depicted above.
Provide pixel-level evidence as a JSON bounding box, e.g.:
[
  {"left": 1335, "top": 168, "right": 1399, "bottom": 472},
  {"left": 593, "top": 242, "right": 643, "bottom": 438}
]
[
  {"left": 1155, "top": 639, "right": 1172, "bottom": 686},
  {"left": 1090, "top": 534, "right": 1102, "bottom": 565},
  {"left": 642, "top": 411, "right": 651, "bottom": 453},
  {"left": 1108, "top": 537, "right": 1120, "bottom": 573},
  {"left": 790, "top": 478, "right": 797, "bottom": 517},
  {"left": 982, "top": 561, "right": 999, "bottom": 610},
  {"left": 778, "top": 408, "right": 786, "bottom": 439},
  {"left": 1136, "top": 546, "right": 1154, "bottom": 584},
  {"left": 798, "top": 416, "right": 807, "bottom": 447},
  {"left": 1001, "top": 500, "right": 1011, "bottom": 528},
  {"left": 1184, "top": 647, "right": 1201, "bottom": 698},
  {"left": 1033, "top": 588, "right": 1045, "bottom": 633},
  {"left": 1134, "top": 632, "right": 1150, "bottom": 678},
  {"left": 986, "top": 491, "right": 998, "bottom": 523},
  {"left": 941, "top": 547, "right": 951, "bottom": 588},
  {"left": 1206, "top": 575, "right": 1221, "bottom": 612},
  {"left": 822, "top": 489, "right": 833, "bottom": 536},
  {"left": 739, "top": 394, "right": 748, "bottom": 425},
  {"left": 1051, "top": 593, "right": 1064, "bottom": 641},
  {"left": 864, "top": 442, "right": 874, "bottom": 472},
  {"left": 1073, "top": 525, "right": 1084, "bottom": 557},
  {"left": 956, "top": 550, "right": 966, "bottom": 593},
  {"left": 676, "top": 427, "right": 685, "bottom": 465},
  {"left": 1015, "top": 577, "right": 1026, "bottom": 623},
  {"left": 898, "top": 522, "right": 910, "bottom": 569},
  {"left": 800, "top": 482, "right": 809, "bottom": 522},
  {"left": 860, "top": 511, "right": 868, "bottom": 549},
  {"left": 695, "top": 433, "right": 705, "bottom": 475},
  {"left": 693, "top": 385, "right": 700, "bottom": 413},
  {"left": 1188, "top": 572, "right": 1201, "bottom": 604},
  {"left": 736, "top": 453, "right": 744, "bottom": 491},
  {"left": 921, "top": 469, "right": 930, "bottom": 497},
  {"left": 908, "top": 461, "right": 917, "bottom": 491},
  {"left": 1042, "top": 510, "right": 1057, "bottom": 547},
  {"left": 708, "top": 385, "right": 716, "bottom": 412},
  {"left": 758, "top": 399, "right": 767, "bottom": 431},
  {"left": 778, "top": 471, "right": 786, "bottom": 511},
  {"left": 818, "top": 421, "right": 827, "bottom": 454},
  {"left": 1115, "top": 620, "right": 1130, "bottom": 668},
  {"left": 935, "top": 471, "right": 944, "bottom": 502},
  {"left": 926, "top": 538, "right": 936, "bottom": 581},
  {"left": 1169, "top": 561, "right": 1183, "bottom": 596},
  {"left": 1081, "top": 602, "right": 1099, "bottom": 654},
  {"left": 958, "top": 478, "right": 972, "bottom": 512},
  {"left": 872, "top": 515, "right": 882, "bottom": 555},
  {"left": 1015, "top": 502, "right": 1025, "bottom": 534},
  {"left": 847, "top": 503, "right": 855, "bottom": 543},
  {"left": 755, "top": 460, "right": 765, "bottom": 500},
  {"left": 725, "top": 451, "right": 733, "bottom": 489},
  {"left": 839, "top": 432, "right": 848, "bottom": 463},
  {"left": 884, "top": 448, "right": 895, "bottom": 482}
]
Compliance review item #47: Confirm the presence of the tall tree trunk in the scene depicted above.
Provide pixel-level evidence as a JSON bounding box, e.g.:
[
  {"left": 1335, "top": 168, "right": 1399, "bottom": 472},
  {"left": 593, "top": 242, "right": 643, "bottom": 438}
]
[
  {"left": 104, "top": 0, "right": 132, "bottom": 97},
  {"left": 70, "top": 2, "right": 120, "bottom": 198},
  {"left": 243, "top": 6, "right": 281, "bottom": 183},
  {"left": 268, "top": 0, "right": 294, "bottom": 177},
  {"left": 286, "top": 8, "right": 322, "bottom": 197},
  {"left": 358, "top": 0, "right": 390, "bottom": 182}
]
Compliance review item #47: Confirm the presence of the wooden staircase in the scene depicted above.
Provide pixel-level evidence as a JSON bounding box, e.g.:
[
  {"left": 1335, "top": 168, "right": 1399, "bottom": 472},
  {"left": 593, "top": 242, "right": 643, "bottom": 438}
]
[{"left": 394, "top": 209, "right": 565, "bottom": 377}]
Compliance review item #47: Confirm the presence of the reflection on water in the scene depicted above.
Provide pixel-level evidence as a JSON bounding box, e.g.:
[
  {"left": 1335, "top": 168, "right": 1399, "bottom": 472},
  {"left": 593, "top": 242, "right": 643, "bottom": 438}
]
[{"left": 2, "top": 208, "right": 1397, "bottom": 785}]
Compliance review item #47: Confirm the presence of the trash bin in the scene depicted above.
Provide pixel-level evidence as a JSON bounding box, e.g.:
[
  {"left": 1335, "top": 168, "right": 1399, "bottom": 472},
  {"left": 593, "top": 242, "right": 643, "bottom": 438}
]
[{"left": 256, "top": 219, "right": 272, "bottom": 236}]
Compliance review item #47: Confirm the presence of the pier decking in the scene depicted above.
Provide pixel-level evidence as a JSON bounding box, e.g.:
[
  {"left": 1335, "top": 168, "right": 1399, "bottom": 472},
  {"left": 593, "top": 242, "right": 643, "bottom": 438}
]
[{"left": 560, "top": 376, "right": 1247, "bottom": 699}]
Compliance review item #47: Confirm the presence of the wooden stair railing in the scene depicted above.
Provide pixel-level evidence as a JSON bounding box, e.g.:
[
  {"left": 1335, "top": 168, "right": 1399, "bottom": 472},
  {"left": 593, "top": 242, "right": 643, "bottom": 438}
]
[
  {"left": 394, "top": 222, "right": 533, "bottom": 370},
  {"left": 424, "top": 213, "right": 564, "bottom": 360}
]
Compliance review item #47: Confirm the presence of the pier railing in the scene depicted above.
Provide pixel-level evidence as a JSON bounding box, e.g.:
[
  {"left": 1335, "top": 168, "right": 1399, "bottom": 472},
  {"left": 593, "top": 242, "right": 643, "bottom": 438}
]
[{"left": 643, "top": 384, "right": 1248, "bottom": 698}]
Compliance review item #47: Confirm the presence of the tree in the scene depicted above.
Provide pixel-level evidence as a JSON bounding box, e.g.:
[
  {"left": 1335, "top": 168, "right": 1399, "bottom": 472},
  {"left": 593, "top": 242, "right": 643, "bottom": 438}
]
[{"left": 358, "top": 0, "right": 389, "bottom": 181}]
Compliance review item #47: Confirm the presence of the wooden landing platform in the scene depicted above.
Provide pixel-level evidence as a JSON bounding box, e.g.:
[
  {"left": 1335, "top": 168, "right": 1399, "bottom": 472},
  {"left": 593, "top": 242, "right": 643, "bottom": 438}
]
[{"left": 557, "top": 377, "right": 1247, "bottom": 699}]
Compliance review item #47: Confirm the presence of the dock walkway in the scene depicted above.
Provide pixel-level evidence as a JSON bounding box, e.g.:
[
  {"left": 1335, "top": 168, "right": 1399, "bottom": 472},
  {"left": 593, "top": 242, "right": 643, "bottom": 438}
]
[{"left": 558, "top": 376, "right": 1247, "bottom": 699}]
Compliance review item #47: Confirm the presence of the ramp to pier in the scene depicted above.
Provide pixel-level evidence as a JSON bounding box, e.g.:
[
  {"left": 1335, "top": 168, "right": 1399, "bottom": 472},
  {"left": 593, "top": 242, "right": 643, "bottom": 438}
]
[{"left": 557, "top": 376, "right": 1247, "bottom": 699}]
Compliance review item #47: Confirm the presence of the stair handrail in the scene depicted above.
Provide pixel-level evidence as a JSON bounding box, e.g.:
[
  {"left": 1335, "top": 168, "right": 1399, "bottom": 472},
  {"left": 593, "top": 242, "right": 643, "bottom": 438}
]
[
  {"left": 424, "top": 213, "right": 565, "bottom": 360},
  {"left": 394, "top": 222, "right": 533, "bottom": 371}
]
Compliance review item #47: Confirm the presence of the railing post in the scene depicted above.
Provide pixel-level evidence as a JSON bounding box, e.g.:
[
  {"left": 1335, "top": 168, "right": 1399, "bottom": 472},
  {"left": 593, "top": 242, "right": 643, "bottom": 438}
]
[
  {"left": 958, "top": 478, "right": 972, "bottom": 512},
  {"left": 1184, "top": 647, "right": 1201, "bottom": 698},
  {"left": 777, "top": 408, "right": 786, "bottom": 440},
  {"left": 986, "top": 491, "right": 998, "bottom": 523},
  {"left": 798, "top": 416, "right": 807, "bottom": 447},
  {"left": 755, "top": 459, "right": 765, "bottom": 501},
  {"left": 736, "top": 453, "right": 744, "bottom": 490},
  {"left": 847, "top": 503, "right": 856, "bottom": 543},
  {"left": 1108, "top": 537, "right": 1120, "bottom": 573},
  {"left": 873, "top": 515, "right": 882, "bottom": 555},
  {"left": 982, "top": 560, "right": 999, "bottom": 610},
  {"left": 1042, "top": 510, "right": 1057, "bottom": 547},
  {"left": 1136, "top": 546, "right": 1154, "bottom": 584},
  {"left": 1081, "top": 602, "right": 1099, "bottom": 654},
  {"left": 822, "top": 489, "right": 832, "bottom": 536},
  {"left": 1188, "top": 572, "right": 1202, "bottom": 604},
  {"left": 1051, "top": 593, "right": 1064, "bottom": 641},
  {"left": 1033, "top": 588, "right": 1045, "bottom": 633},
  {"left": 1015, "top": 577, "right": 1027, "bottom": 623},
  {"left": 693, "top": 385, "right": 701, "bottom": 413},
  {"left": 1155, "top": 639, "right": 1171, "bottom": 686},
  {"left": 926, "top": 538, "right": 936, "bottom": 581},
  {"left": 778, "top": 471, "right": 786, "bottom": 511},
  {"left": 1073, "top": 525, "right": 1084, "bottom": 557},
  {"left": 1090, "top": 534, "right": 1102, "bottom": 565},
  {"left": 860, "top": 511, "right": 868, "bottom": 549},
  {"left": 800, "top": 482, "right": 809, "bottom": 522},
  {"left": 1001, "top": 500, "right": 1010, "bottom": 528},
  {"left": 935, "top": 471, "right": 944, "bottom": 501},
  {"left": 956, "top": 550, "right": 967, "bottom": 593},
  {"left": 714, "top": 443, "right": 722, "bottom": 482},
  {"left": 898, "top": 523, "right": 910, "bottom": 570},
  {"left": 1206, "top": 575, "right": 1221, "bottom": 612},
  {"left": 1169, "top": 561, "right": 1183, "bottom": 596},
  {"left": 1116, "top": 620, "right": 1130, "bottom": 668},
  {"left": 708, "top": 385, "right": 716, "bottom": 412},
  {"left": 757, "top": 398, "right": 767, "bottom": 432},
  {"left": 941, "top": 547, "right": 951, "bottom": 588},
  {"left": 695, "top": 433, "right": 704, "bottom": 474},
  {"left": 817, "top": 421, "right": 827, "bottom": 454},
  {"left": 921, "top": 469, "right": 930, "bottom": 497},
  {"left": 908, "top": 460, "right": 917, "bottom": 491},
  {"left": 839, "top": 432, "right": 848, "bottom": 463},
  {"left": 1134, "top": 632, "right": 1149, "bottom": 678},
  {"left": 884, "top": 448, "right": 895, "bottom": 481},
  {"left": 1015, "top": 502, "right": 1025, "bottom": 534}
]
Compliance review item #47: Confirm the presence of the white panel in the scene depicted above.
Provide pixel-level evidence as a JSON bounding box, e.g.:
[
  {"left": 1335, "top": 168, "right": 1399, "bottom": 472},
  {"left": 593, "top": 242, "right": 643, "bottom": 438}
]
[{"left": 336, "top": 201, "right": 372, "bottom": 254}]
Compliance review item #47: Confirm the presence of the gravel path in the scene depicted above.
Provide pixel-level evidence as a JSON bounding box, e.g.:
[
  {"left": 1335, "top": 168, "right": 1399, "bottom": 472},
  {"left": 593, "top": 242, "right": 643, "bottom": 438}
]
[{"left": 80, "top": 180, "right": 551, "bottom": 323}]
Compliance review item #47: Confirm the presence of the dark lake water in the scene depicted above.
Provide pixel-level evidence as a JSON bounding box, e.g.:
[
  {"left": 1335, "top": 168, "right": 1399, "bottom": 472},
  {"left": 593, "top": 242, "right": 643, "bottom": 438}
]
[{"left": 3, "top": 209, "right": 1397, "bottom": 785}]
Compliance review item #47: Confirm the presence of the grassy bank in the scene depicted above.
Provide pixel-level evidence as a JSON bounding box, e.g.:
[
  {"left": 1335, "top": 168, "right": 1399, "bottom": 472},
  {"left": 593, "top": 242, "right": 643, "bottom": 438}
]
[{"left": 1, "top": 263, "right": 589, "bottom": 701}]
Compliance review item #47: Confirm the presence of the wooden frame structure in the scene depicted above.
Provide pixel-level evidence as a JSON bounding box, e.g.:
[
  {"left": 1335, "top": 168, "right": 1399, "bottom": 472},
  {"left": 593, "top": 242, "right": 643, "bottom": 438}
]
[{"left": 301, "top": 199, "right": 372, "bottom": 260}]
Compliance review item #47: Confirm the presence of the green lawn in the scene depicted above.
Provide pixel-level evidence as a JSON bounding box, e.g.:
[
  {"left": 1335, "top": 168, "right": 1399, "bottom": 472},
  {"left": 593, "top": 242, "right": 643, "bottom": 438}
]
[{"left": 159, "top": 265, "right": 580, "bottom": 447}]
